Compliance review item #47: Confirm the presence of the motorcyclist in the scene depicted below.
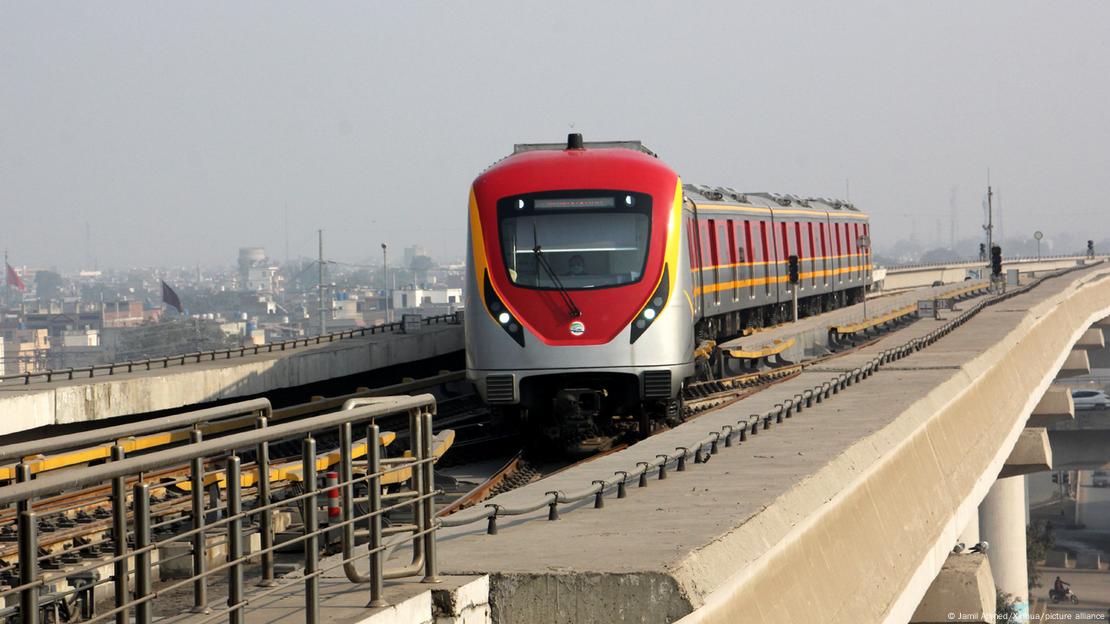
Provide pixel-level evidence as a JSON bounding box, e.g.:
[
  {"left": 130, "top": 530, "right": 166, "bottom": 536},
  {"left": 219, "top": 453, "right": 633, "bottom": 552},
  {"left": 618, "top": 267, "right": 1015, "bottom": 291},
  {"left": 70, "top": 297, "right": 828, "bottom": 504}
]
[{"left": 1053, "top": 576, "right": 1071, "bottom": 596}]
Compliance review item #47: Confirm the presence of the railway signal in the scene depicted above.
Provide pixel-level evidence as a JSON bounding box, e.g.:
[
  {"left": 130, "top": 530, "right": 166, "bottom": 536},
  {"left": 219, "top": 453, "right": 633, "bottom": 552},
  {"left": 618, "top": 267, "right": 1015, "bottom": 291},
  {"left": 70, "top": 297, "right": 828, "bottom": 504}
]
[
  {"left": 990, "top": 245, "right": 1002, "bottom": 277},
  {"left": 788, "top": 255, "right": 800, "bottom": 284}
]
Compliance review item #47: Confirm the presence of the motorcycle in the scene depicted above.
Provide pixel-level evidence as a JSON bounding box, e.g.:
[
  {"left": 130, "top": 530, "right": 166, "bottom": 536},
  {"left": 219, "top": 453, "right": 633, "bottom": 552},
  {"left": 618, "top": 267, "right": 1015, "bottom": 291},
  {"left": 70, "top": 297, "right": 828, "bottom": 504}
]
[{"left": 1049, "top": 588, "right": 1079, "bottom": 604}]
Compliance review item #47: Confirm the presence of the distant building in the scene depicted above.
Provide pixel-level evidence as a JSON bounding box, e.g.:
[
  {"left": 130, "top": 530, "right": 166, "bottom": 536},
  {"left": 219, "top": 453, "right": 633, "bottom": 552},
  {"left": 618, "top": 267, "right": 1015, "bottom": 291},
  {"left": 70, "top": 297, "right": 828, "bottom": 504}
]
[
  {"left": 391, "top": 287, "right": 462, "bottom": 316},
  {"left": 102, "top": 301, "right": 144, "bottom": 328},
  {"left": 238, "top": 247, "right": 283, "bottom": 293},
  {"left": 0, "top": 328, "right": 50, "bottom": 375},
  {"left": 403, "top": 245, "right": 427, "bottom": 268}
]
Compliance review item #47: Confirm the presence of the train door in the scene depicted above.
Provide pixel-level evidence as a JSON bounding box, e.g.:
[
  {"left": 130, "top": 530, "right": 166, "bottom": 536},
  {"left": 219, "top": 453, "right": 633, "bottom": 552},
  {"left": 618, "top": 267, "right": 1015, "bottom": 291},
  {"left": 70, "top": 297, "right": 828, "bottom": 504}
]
[
  {"left": 834, "top": 221, "right": 843, "bottom": 286},
  {"left": 707, "top": 219, "right": 720, "bottom": 307},
  {"left": 778, "top": 220, "right": 792, "bottom": 303},
  {"left": 862, "top": 223, "right": 871, "bottom": 282},
  {"left": 726, "top": 220, "right": 739, "bottom": 303},
  {"left": 686, "top": 201, "right": 705, "bottom": 320},
  {"left": 743, "top": 220, "right": 756, "bottom": 300},
  {"left": 760, "top": 220, "right": 773, "bottom": 300},
  {"left": 807, "top": 222, "right": 817, "bottom": 289},
  {"left": 793, "top": 222, "right": 805, "bottom": 292},
  {"left": 819, "top": 221, "right": 829, "bottom": 288},
  {"left": 848, "top": 222, "right": 856, "bottom": 280}
]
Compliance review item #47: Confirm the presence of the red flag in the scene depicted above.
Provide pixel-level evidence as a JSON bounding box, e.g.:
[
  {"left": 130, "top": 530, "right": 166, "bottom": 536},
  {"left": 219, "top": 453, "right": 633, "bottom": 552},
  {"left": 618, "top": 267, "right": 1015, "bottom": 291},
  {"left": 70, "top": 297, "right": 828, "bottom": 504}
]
[{"left": 5, "top": 263, "right": 25, "bottom": 292}]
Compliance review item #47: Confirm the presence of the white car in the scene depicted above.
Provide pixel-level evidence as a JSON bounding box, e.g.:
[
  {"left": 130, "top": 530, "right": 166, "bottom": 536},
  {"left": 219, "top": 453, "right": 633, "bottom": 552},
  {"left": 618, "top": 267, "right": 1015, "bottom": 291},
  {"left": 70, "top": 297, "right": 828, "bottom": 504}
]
[{"left": 1071, "top": 389, "right": 1110, "bottom": 410}]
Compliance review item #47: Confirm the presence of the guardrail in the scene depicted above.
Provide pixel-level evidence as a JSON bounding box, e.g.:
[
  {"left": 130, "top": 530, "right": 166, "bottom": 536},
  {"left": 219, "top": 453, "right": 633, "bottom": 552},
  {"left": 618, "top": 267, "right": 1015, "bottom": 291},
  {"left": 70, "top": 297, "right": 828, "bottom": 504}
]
[
  {"left": 884, "top": 254, "right": 1102, "bottom": 272},
  {"left": 0, "top": 394, "right": 440, "bottom": 624},
  {"left": 0, "top": 313, "right": 460, "bottom": 387}
]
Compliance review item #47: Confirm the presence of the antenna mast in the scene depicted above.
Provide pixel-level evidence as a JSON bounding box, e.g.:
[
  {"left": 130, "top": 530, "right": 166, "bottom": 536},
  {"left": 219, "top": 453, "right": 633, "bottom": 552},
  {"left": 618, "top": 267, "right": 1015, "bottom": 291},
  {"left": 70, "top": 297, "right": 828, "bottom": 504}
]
[{"left": 317, "top": 229, "right": 326, "bottom": 335}]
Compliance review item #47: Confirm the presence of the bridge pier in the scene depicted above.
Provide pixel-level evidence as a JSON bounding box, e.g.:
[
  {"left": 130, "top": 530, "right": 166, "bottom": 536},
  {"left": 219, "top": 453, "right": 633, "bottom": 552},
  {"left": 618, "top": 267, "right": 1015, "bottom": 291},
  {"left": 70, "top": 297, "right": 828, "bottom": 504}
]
[{"left": 978, "top": 475, "right": 1029, "bottom": 621}]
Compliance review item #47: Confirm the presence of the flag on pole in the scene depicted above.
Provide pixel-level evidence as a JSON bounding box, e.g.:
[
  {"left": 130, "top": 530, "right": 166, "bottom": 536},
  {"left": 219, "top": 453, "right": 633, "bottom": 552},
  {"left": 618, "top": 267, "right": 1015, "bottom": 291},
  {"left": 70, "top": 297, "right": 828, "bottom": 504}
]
[
  {"left": 161, "top": 280, "right": 183, "bottom": 313},
  {"left": 5, "top": 263, "right": 25, "bottom": 292}
]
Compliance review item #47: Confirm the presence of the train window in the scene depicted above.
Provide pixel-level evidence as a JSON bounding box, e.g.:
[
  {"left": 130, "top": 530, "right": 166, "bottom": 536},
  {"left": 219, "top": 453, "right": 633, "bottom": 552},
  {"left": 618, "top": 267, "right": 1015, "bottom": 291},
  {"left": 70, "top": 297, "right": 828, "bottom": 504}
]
[
  {"left": 497, "top": 190, "right": 652, "bottom": 290},
  {"left": 708, "top": 219, "right": 720, "bottom": 266}
]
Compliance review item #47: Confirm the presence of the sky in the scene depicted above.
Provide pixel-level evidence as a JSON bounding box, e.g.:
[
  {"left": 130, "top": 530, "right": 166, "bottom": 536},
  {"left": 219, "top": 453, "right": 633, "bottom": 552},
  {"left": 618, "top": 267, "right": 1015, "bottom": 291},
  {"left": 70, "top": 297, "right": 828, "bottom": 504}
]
[{"left": 2, "top": 2, "right": 1109, "bottom": 270}]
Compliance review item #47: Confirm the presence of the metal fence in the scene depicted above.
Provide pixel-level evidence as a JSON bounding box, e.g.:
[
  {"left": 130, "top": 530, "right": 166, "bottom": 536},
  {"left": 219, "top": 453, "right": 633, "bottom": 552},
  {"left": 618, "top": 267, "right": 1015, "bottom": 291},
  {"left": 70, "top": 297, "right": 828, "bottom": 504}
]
[
  {"left": 885, "top": 253, "right": 1103, "bottom": 272},
  {"left": 0, "top": 394, "right": 440, "bottom": 624},
  {"left": 0, "top": 313, "right": 459, "bottom": 386}
]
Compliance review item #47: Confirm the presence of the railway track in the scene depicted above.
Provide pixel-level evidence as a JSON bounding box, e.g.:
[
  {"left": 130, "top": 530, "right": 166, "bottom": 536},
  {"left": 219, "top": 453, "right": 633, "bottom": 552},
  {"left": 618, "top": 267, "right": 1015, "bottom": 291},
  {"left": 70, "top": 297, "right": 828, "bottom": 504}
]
[
  {"left": 0, "top": 372, "right": 487, "bottom": 584},
  {"left": 435, "top": 312, "right": 919, "bottom": 516}
]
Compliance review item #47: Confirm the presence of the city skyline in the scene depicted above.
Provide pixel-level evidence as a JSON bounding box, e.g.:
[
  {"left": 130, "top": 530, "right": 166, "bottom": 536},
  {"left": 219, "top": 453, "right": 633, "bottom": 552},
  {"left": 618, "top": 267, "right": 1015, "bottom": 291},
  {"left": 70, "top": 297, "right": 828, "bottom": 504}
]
[{"left": 3, "top": 3, "right": 1109, "bottom": 269}]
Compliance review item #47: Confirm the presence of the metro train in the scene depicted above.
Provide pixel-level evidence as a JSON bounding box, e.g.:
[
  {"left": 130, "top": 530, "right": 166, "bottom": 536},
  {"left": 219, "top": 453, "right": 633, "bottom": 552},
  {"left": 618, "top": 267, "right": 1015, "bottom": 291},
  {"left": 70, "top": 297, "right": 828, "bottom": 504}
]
[{"left": 465, "top": 134, "right": 872, "bottom": 451}]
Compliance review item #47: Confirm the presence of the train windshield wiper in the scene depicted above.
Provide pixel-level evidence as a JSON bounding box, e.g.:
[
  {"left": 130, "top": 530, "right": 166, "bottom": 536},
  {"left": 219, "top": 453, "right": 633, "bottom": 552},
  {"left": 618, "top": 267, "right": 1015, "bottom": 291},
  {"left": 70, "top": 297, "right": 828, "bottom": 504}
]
[{"left": 532, "top": 229, "right": 581, "bottom": 318}]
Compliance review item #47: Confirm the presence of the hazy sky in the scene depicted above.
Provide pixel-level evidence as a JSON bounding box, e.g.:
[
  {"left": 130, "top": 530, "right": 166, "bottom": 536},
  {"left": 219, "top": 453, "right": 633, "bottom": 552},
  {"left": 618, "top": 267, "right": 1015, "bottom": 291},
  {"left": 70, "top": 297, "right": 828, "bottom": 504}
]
[{"left": 3, "top": 2, "right": 1109, "bottom": 270}]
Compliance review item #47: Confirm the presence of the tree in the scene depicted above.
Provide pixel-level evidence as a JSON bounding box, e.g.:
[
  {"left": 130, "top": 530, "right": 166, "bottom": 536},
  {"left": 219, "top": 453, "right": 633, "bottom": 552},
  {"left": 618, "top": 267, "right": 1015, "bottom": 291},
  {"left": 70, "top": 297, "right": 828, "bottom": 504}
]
[
  {"left": 995, "top": 591, "right": 1019, "bottom": 624},
  {"left": 1027, "top": 520, "right": 1055, "bottom": 589},
  {"left": 35, "top": 270, "right": 64, "bottom": 301}
]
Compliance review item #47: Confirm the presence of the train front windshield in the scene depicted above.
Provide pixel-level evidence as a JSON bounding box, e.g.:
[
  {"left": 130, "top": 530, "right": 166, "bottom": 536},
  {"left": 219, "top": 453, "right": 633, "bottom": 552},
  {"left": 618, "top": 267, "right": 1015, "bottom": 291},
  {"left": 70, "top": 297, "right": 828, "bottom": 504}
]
[{"left": 498, "top": 191, "right": 652, "bottom": 290}]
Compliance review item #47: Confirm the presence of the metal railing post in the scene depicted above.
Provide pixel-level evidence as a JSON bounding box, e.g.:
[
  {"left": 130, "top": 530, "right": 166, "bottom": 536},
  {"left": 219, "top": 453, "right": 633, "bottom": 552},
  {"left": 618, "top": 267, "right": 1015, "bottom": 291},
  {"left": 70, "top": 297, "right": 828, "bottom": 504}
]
[
  {"left": 303, "top": 437, "right": 319, "bottom": 624},
  {"left": 408, "top": 409, "right": 426, "bottom": 565},
  {"left": 227, "top": 456, "right": 244, "bottom": 624},
  {"left": 18, "top": 509, "right": 38, "bottom": 624},
  {"left": 134, "top": 482, "right": 153, "bottom": 624},
  {"left": 420, "top": 410, "right": 440, "bottom": 583},
  {"left": 189, "top": 429, "right": 210, "bottom": 613},
  {"left": 367, "top": 423, "right": 386, "bottom": 607},
  {"left": 110, "top": 445, "right": 129, "bottom": 624},
  {"left": 255, "top": 413, "right": 275, "bottom": 586}
]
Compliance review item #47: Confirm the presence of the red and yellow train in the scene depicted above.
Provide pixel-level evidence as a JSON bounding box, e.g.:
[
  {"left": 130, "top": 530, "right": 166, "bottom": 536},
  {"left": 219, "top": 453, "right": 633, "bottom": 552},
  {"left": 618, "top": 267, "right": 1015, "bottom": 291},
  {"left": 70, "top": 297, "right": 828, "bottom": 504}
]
[{"left": 465, "top": 135, "right": 871, "bottom": 450}]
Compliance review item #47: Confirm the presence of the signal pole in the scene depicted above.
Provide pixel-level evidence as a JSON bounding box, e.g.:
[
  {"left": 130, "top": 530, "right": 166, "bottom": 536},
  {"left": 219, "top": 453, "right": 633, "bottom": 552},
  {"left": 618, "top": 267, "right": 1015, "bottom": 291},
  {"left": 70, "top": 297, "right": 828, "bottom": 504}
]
[
  {"left": 318, "top": 230, "right": 326, "bottom": 335},
  {"left": 983, "top": 171, "right": 993, "bottom": 265}
]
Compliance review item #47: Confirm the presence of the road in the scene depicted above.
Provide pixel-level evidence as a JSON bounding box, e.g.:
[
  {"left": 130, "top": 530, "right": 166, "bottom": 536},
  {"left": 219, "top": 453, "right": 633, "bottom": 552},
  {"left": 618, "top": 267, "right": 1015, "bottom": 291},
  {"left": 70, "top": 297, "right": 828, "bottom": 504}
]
[{"left": 1035, "top": 567, "right": 1110, "bottom": 619}]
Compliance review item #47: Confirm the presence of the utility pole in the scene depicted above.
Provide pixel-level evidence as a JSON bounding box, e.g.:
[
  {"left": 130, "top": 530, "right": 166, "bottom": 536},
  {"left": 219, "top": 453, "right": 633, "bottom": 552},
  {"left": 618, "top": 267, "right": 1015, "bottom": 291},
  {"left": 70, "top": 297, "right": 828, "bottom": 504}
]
[
  {"left": 381, "top": 243, "right": 391, "bottom": 323},
  {"left": 318, "top": 229, "right": 326, "bottom": 335}
]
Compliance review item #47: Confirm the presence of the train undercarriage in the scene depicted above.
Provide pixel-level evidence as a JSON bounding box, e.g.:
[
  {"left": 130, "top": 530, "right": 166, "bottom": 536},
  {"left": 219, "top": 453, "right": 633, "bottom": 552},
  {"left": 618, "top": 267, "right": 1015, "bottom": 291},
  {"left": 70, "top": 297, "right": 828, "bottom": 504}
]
[{"left": 501, "top": 285, "right": 866, "bottom": 455}]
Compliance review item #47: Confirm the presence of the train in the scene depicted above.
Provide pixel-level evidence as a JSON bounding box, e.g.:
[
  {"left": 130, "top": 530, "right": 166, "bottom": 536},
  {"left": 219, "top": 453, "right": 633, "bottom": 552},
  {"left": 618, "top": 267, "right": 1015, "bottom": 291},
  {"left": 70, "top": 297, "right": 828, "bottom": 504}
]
[{"left": 465, "top": 134, "right": 872, "bottom": 452}]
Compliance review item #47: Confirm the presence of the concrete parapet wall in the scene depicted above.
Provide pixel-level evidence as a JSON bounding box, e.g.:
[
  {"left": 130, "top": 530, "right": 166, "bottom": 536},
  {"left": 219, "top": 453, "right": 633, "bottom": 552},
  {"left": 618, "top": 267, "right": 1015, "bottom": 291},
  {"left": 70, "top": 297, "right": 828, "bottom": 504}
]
[
  {"left": 0, "top": 325, "right": 463, "bottom": 435},
  {"left": 666, "top": 266, "right": 1110, "bottom": 623}
]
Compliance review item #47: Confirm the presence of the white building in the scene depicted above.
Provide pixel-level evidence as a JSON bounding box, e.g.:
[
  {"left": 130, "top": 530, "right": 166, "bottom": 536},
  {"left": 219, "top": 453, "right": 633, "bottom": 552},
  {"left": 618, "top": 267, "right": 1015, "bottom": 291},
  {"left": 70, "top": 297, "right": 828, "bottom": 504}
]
[{"left": 391, "top": 287, "right": 462, "bottom": 312}]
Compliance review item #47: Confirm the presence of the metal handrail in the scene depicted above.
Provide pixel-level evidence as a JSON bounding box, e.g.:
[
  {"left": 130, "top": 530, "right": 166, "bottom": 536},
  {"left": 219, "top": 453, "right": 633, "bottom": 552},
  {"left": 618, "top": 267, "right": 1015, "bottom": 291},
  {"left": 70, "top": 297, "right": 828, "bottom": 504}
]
[
  {"left": 0, "top": 312, "right": 459, "bottom": 386},
  {"left": 0, "top": 399, "right": 271, "bottom": 464},
  {"left": 885, "top": 253, "right": 1103, "bottom": 272},
  {"left": 0, "top": 393, "right": 441, "bottom": 624}
]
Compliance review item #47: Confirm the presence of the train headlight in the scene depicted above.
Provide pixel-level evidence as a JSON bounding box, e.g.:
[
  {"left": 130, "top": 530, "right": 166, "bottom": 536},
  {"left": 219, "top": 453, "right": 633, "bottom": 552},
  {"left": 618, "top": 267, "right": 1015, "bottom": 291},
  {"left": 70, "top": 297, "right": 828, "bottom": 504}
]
[
  {"left": 484, "top": 271, "right": 525, "bottom": 347},
  {"left": 630, "top": 265, "right": 670, "bottom": 344}
]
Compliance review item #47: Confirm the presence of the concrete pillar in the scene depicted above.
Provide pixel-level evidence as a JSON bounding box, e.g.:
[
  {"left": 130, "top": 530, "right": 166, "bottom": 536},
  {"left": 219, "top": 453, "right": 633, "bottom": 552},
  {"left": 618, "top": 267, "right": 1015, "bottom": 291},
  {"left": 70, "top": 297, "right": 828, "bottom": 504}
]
[
  {"left": 910, "top": 553, "right": 996, "bottom": 624},
  {"left": 958, "top": 507, "right": 980, "bottom": 546},
  {"left": 979, "top": 475, "right": 1028, "bottom": 621}
]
